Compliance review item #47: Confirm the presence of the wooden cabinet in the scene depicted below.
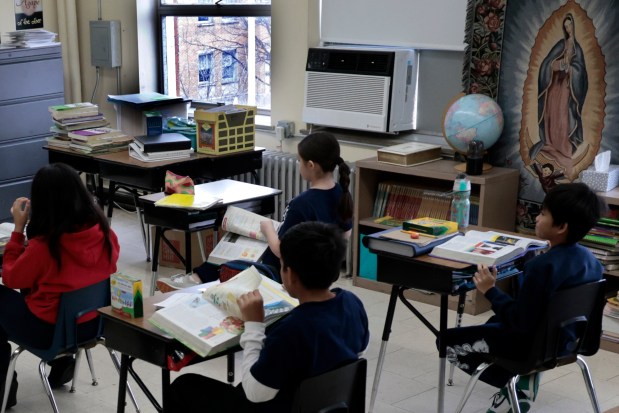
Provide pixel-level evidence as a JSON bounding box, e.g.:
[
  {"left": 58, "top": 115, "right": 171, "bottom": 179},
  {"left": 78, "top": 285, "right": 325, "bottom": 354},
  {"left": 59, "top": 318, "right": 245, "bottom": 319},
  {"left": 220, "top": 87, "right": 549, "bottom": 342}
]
[
  {"left": 351, "top": 157, "right": 520, "bottom": 314},
  {"left": 0, "top": 45, "right": 64, "bottom": 222}
]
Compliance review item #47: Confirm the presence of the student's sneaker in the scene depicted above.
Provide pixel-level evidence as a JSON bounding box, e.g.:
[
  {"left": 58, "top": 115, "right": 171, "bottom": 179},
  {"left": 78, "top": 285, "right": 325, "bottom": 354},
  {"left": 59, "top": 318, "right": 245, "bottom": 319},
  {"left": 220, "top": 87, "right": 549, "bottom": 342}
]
[
  {"left": 487, "top": 387, "right": 532, "bottom": 413},
  {"left": 516, "top": 373, "right": 541, "bottom": 402},
  {"left": 156, "top": 273, "right": 199, "bottom": 293}
]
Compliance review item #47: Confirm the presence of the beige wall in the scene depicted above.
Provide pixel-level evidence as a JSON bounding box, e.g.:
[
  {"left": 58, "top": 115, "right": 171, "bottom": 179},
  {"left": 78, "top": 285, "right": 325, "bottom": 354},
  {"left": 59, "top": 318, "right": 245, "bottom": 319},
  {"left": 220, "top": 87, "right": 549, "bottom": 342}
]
[{"left": 0, "top": 0, "right": 375, "bottom": 161}]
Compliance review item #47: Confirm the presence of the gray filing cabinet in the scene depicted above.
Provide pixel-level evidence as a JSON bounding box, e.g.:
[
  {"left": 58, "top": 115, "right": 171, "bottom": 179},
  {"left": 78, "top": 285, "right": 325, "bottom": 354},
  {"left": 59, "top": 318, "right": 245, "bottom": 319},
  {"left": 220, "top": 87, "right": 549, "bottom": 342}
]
[{"left": 0, "top": 45, "right": 64, "bottom": 222}]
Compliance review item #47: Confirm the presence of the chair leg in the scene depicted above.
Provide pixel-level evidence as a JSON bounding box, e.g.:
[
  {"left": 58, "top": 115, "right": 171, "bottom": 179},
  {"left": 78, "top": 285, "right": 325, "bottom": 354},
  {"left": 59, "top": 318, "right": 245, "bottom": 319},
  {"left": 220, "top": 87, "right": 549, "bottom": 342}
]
[
  {"left": 1, "top": 346, "right": 24, "bottom": 413},
  {"left": 454, "top": 362, "right": 492, "bottom": 413},
  {"left": 576, "top": 355, "right": 602, "bottom": 413},
  {"left": 505, "top": 375, "right": 521, "bottom": 413},
  {"left": 107, "top": 348, "right": 141, "bottom": 412},
  {"left": 72, "top": 350, "right": 83, "bottom": 393},
  {"left": 38, "top": 360, "right": 60, "bottom": 413},
  {"left": 85, "top": 348, "right": 99, "bottom": 386}
]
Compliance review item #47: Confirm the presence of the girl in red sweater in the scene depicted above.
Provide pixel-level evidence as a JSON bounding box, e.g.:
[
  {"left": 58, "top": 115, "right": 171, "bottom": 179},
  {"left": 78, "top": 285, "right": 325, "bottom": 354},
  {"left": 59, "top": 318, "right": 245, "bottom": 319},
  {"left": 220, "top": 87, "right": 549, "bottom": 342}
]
[{"left": 1, "top": 163, "right": 119, "bottom": 408}]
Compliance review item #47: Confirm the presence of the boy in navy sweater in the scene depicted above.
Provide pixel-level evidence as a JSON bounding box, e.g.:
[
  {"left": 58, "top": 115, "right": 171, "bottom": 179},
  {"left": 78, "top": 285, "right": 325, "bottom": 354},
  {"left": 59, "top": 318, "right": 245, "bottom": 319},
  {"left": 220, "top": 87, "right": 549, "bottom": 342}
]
[
  {"left": 443, "top": 183, "right": 606, "bottom": 413},
  {"left": 169, "top": 221, "right": 369, "bottom": 412}
]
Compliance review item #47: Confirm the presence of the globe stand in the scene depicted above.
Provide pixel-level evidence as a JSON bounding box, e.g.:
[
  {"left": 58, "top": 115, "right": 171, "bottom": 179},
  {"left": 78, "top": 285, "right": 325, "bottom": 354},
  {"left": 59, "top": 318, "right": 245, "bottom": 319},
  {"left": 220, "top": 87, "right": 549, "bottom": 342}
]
[{"left": 454, "top": 162, "right": 493, "bottom": 173}]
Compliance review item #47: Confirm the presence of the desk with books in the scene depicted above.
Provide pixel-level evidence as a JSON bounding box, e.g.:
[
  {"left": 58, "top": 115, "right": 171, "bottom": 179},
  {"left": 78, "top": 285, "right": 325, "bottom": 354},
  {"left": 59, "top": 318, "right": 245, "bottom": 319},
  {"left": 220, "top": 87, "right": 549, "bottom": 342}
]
[
  {"left": 367, "top": 227, "right": 533, "bottom": 413},
  {"left": 99, "top": 284, "right": 239, "bottom": 413},
  {"left": 139, "top": 179, "right": 282, "bottom": 295}
]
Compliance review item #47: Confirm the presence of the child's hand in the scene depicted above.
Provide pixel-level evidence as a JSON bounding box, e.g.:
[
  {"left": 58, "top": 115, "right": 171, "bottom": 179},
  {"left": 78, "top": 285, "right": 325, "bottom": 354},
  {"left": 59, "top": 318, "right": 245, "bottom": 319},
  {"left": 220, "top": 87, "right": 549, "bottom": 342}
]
[
  {"left": 237, "top": 290, "right": 265, "bottom": 323},
  {"left": 473, "top": 264, "right": 497, "bottom": 294},
  {"left": 10, "top": 197, "right": 30, "bottom": 233}
]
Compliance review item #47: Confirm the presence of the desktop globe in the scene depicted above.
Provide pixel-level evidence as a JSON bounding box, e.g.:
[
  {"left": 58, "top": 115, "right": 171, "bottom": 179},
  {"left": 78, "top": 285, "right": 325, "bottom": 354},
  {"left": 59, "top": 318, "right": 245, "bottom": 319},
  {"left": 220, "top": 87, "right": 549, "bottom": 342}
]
[{"left": 442, "top": 93, "right": 504, "bottom": 172}]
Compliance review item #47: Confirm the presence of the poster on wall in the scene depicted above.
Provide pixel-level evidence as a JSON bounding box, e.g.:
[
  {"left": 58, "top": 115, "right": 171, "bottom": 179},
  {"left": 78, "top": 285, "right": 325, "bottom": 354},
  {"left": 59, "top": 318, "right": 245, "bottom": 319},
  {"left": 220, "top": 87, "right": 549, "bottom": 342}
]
[{"left": 15, "top": 0, "right": 44, "bottom": 30}]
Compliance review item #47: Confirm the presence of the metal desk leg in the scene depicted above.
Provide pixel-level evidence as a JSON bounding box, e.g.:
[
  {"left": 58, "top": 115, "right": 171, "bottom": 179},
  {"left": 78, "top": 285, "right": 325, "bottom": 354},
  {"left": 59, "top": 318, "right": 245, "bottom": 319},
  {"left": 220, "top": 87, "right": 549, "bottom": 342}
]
[
  {"left": 369, "top": 285, "right": 400, "bottom": 413},
  {"left": 197, "top": 231, "right": 207, "bottom": 262},
  {"left": 227, "top": 353, "right": 235, "bottom": 384},
  {"left": 150, "top": 226, "right": 162, "bottom": 295},
  {"left": 161, "top": 368, "right": 171, "bottom": 413},
  {"left": 131, "top": 191, "right": 151, "bottom": 262},
  {"left": 107, "top": 181, "right": 117, "bottom": 224},
  {"left": 117, "top": 353, "right": 129, "bottom": 413},
  {"left": 437, "top": 294, "right": 449, "bottom": 413},
  {"left": 448, "top": 292, "right": 467, "bottom": 386},
  {"left": 184, "top": 230, "right": 192, "bottom": 275}
]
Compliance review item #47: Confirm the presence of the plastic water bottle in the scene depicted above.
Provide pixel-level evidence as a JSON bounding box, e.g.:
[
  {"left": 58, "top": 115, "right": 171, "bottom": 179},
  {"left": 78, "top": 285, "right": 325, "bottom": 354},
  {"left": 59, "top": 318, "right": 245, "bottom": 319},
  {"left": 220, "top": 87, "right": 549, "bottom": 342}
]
[{"left": 451, "top": 173, "right": 471, "bottom": 230}]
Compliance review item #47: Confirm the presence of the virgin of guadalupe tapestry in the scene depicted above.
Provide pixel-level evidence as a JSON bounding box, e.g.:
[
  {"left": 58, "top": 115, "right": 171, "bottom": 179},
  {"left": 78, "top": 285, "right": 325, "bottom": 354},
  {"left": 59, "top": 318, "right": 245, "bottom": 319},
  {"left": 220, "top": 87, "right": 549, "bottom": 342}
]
[{"left": 484, "top": 0, "right": 618, "bottom": 231}]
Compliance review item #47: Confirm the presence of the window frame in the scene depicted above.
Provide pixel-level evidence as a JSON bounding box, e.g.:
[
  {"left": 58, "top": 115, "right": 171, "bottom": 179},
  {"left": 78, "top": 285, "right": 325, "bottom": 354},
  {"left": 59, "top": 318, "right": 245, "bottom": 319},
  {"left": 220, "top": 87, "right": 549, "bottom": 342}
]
[
  {"left": 156, "top": 2, "right": 271, "bottom": 103},
  {"left": 198, "top": 51, "right": 214, "bottom": 84}
]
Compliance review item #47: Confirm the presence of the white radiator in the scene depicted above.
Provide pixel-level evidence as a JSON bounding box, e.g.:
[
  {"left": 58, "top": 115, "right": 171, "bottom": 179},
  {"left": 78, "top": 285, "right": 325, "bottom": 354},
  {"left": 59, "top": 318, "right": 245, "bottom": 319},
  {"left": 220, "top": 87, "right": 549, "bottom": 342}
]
[{"left": 231, "top": 150, "right": 356, "bottom": 275}]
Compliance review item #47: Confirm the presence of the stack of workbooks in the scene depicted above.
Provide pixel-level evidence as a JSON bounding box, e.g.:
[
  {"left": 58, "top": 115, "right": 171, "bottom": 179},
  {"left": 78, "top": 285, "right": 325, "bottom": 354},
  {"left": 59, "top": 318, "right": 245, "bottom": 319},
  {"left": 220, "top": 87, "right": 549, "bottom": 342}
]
[
  {"left": 49, "top": 103, "right": 109, "bottom": 133},
  {"left": 128, "top": 133, "right": 193, "bottom": 162},
  {"left": 67, "top": 127, "right": 133, "bottom": 154},
  {"left": 580, "top": 217, "right": 619, "bottom": 272},
  {"left": 603, "top": 293, "right": 619, "bottom": 346}
]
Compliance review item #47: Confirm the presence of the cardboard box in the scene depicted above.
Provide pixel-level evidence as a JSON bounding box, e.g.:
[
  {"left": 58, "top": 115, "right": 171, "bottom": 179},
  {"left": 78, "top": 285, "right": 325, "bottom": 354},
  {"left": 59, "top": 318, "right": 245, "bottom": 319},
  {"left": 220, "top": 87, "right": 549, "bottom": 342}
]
[
  {"left": 110, "top": 272, "right": 144, "bottom": 318},
  {"left": 194, "top": 105, "right": 256, "bottom": 155},
  {"left": 581, "top": 165, "right": 619, "bottom": 192},
  {"left": 155, "top": 228, "right": 215, "bottom": 270}
]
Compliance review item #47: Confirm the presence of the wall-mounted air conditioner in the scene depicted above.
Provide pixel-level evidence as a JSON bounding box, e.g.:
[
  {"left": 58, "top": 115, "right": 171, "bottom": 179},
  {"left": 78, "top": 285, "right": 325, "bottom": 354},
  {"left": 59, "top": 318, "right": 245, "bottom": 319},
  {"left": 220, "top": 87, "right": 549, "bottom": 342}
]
[{"left": 303, "top": 47, "right": 416, "bottom": 134}]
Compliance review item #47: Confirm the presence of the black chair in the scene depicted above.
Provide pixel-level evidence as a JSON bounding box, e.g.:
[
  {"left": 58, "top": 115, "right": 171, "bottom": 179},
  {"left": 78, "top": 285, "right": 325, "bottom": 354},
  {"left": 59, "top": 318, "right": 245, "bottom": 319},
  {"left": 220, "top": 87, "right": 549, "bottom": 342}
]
[
  {"left": 291, "top": 358, "right": 367, "bottom": 413},
  {"left": 454, "top": 279, "right": 606, "bottom": 413},
  {"left": 1, "top": 278, "right": 139, "bottom": 413}
]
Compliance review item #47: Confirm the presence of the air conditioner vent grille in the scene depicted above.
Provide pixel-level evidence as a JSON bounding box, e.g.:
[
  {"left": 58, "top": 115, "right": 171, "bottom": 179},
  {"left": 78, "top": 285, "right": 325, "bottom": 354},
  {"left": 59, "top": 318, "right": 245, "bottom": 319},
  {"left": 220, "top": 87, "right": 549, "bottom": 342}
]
[{"left": 305, "top": 72, "right": 388, "bottom": 115}]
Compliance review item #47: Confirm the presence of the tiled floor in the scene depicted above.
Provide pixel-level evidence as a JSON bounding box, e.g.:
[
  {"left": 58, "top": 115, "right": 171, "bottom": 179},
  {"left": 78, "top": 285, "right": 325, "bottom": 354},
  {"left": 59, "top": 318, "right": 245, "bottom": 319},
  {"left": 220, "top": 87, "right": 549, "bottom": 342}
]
[{"left": 6, "top": 207, "right": 619, "bottom": 412}]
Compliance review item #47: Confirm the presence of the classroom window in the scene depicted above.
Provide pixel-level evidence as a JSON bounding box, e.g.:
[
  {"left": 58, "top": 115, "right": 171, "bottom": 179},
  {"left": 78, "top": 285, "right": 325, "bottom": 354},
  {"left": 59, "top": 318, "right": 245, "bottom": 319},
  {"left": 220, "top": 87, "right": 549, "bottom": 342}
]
[
  {"left": 198, "top": 52, "right": 213, "bottom": 83},
  {"left": 158, "top": 1, "right": 271, "bottom": 112}
]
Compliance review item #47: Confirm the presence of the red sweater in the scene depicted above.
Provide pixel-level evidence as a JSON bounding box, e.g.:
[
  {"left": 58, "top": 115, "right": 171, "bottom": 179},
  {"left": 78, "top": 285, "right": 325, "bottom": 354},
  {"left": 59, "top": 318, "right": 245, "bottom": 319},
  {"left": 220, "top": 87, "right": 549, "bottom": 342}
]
[{"left": 2, "top": 224, "right": 119, "bottom": 324}]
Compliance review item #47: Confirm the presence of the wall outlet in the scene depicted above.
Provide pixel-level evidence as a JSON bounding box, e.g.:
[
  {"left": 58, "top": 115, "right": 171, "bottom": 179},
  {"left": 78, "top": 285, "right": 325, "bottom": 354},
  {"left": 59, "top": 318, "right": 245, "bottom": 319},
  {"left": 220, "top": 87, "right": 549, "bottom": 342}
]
[{"left": 277, "top": 120, "right": 295, "bottom": 138}]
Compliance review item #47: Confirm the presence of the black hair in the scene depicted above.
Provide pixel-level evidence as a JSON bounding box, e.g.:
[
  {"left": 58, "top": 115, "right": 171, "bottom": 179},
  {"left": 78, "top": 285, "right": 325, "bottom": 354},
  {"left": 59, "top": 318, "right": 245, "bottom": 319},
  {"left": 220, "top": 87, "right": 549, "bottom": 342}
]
[
  {"left": 279, "top": 221, "right": 346, "bottom": 290},
  {"left": 297, "top": 132, "right": 353, "bottom": 224},
  {"left": 26, "top": 163, "right": 114, "bottom": 269},
  {"left": 542, "top": 182, "right": 607, "bottom": 244},
  {"left": 542, "top": 163, "right": 554, "bottom": 172}
]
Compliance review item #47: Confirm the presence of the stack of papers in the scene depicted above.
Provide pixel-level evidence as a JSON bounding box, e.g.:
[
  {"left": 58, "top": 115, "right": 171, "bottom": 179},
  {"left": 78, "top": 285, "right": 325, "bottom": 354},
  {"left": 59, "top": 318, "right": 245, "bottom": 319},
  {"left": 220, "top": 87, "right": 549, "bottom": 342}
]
[{"left": 1, "top": 29, "right": 58, "bottom": 48}]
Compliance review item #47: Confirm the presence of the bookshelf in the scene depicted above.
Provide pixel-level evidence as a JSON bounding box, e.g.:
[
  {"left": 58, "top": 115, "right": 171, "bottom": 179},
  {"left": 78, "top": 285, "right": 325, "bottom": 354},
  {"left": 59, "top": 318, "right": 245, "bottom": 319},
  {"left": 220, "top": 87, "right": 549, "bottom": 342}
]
[
  {"left": 597, "top": 188, "right": 619, "bottom": 354},
  {"left": 352, "top": 158, "right": 519, "bottom": 314}
]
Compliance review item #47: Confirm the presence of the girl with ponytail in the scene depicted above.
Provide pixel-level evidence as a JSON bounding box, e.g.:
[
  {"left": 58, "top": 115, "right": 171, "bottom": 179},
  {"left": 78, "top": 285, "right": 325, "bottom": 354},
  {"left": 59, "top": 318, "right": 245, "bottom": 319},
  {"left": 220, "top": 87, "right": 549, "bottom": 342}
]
[{"left": 260, "top": 132, "right": 353, "bottom": 268}]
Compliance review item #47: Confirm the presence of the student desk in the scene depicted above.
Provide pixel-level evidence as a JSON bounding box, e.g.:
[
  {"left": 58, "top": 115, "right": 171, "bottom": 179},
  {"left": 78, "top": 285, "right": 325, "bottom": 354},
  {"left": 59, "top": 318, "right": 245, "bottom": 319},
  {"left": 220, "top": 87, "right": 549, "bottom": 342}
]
[
  {"left": 368, "top": 246, "right": 523, "bottom": 413},
  {"left": 139, "top": 179, "right": 281, "bottom": 294},
  {"left": 46, "top": 146, "right": 265, "bottom": 260},
  {"left": 99, "top": 285, "right": 238, "bottom": 413}
]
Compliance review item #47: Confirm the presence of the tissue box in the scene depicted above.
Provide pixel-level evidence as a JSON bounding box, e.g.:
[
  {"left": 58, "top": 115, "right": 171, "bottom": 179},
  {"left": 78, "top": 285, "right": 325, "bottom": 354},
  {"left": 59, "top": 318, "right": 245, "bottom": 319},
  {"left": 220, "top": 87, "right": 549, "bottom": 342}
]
[
  {"left": 581, "top": 165, "right": 619, "bottom": 192},
  {"left": 110, "top": 272, "right": 144, "bottom": 318}
]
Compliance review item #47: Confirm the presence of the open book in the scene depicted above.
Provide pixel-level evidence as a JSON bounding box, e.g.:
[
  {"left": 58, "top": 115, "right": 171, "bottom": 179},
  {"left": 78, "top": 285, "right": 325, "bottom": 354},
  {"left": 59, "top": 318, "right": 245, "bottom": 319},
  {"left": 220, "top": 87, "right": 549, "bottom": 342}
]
[
  {"left": 430, "top": 230, "right": 548, "bottom": 266},
  {"left": 149, "top": 266, "right": 298, "bottom": 357},
  {"left": 207, "top": 206, "right": 281, "bottom": 265}
]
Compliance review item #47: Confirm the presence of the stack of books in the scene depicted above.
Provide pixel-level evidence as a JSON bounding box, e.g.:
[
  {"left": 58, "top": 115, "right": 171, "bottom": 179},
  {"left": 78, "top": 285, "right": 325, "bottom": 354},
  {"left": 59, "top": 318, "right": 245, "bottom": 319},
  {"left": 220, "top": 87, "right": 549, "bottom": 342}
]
[
  {"left": 1, "top": 29, "right": 59, "bottom": 48},
  {"left": 603, "top": 292, "right": 619, "bottom": 346},
  {"left": 128, "top": 133, "right": 193, "bottom": 162},
  {"left": 48, "top": 102, "right": 109, "bottom": 140},
  {"left": 67, "top": 127, "right": 133, "bottom": 154},
  {"left": 579, "top": 217, "right": 619, "bottom": 272}
]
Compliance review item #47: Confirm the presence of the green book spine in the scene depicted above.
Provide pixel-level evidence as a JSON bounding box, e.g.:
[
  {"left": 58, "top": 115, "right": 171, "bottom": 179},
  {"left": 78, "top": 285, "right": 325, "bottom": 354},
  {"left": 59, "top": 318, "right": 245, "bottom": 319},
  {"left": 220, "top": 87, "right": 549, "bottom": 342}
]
[{"left": 583, "top": 234, "right": 619, "bottom": 246}]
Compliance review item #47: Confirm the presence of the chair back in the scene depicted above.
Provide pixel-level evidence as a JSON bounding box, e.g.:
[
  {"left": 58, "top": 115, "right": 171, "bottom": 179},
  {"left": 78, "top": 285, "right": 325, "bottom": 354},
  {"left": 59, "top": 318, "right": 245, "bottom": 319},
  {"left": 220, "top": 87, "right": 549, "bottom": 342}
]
[
  {"left": 500, "top": 279, "right": 606, "bottom": 374},
  {"left": 25, "top": 278, "right": 111, "bottom": 362},
  {"left": 291, "top": 358, "right": 367, "bottom": 413}
]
